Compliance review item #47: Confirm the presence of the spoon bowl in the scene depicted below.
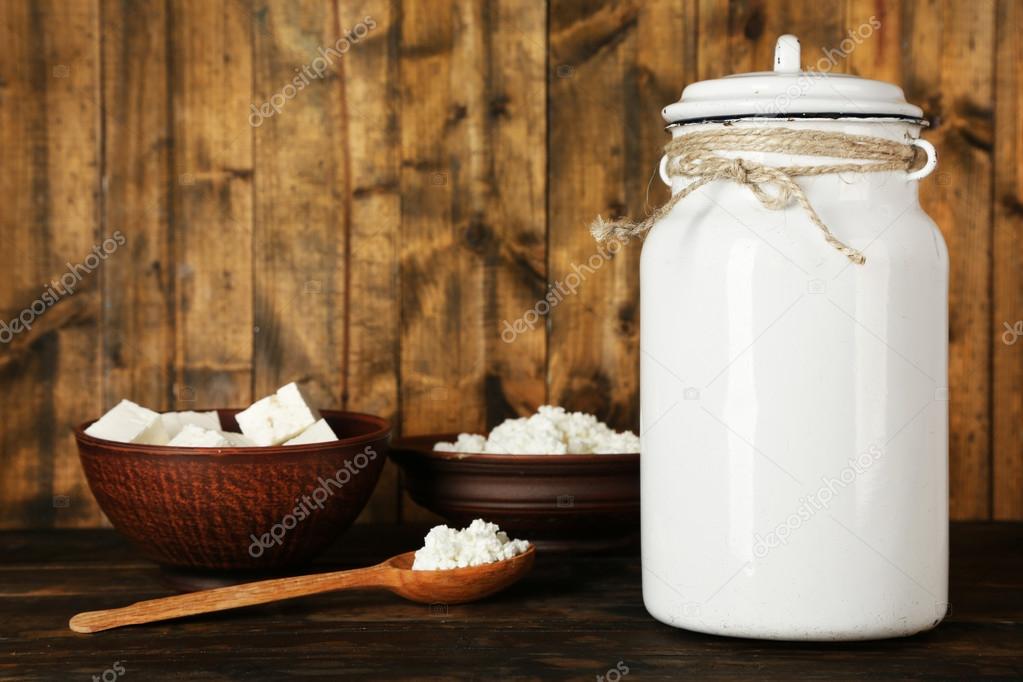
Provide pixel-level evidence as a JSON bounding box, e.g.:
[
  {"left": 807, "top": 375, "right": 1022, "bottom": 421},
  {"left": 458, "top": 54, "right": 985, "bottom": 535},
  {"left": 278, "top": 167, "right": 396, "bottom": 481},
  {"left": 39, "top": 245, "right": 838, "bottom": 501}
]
[
  {"left": 70, "top": 545, "right": 535, "bottom": 633},
  {"left": 382, "top": 548, "right": 535, "bottom": 604}
]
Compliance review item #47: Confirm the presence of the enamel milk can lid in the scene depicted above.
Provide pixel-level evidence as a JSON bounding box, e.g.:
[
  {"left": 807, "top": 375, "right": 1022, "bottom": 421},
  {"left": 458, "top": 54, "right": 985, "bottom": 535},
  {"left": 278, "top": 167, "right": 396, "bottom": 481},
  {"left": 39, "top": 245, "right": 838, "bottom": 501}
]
[{"left": 661, "top": 35, "right": 926, "bottom": 126}]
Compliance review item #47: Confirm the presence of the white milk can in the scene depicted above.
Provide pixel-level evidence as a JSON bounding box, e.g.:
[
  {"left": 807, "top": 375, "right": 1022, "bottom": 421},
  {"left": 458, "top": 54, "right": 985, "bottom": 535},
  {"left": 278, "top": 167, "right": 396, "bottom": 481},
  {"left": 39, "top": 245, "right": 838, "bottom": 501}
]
[{"left": 619, "top": 35, "right": 947, "bottom": 640}]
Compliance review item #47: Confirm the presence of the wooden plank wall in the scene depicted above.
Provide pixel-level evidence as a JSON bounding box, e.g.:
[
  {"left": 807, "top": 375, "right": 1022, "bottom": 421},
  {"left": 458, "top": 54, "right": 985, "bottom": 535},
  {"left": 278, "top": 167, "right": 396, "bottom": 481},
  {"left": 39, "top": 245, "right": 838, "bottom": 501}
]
[{"left": 0, "top": 0, "right": 1019, "bottom": 527}]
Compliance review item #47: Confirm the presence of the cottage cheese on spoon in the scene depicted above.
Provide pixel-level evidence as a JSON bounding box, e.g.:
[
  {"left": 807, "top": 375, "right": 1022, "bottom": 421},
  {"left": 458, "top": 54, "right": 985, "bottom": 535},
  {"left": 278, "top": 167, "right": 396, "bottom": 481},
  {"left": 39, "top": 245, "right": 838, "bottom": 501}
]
[{"left": 412, "top": 519, "right": 530, "bottom": 570}]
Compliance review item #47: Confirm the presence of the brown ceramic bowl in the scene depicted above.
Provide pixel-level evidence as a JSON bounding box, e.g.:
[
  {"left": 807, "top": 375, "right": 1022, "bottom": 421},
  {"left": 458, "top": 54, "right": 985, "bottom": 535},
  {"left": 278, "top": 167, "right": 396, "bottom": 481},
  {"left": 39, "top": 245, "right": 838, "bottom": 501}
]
[
  {"left": 75, "top": 409, "right": 389, "bottom": 572},
  {"left": 391, "top": 435, "right": 639, "bottom": 552}
]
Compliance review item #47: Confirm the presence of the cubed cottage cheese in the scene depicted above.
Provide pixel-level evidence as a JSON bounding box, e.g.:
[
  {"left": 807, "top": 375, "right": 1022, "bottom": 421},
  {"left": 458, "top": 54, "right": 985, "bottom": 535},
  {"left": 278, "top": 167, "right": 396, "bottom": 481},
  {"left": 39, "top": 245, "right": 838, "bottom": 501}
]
[
  {"left": 412, "top": 519, "right": 530, "bottom": 570},
  {"left": 219, "top": 431, "right": 256, "bottom": 447},
  {"left": 284, "top": 418, "right": 338, "bottom": 446},
  {"left": 89, "top": 381, "right": 325, "bottom": 449},
  {"left": 167, "top": 424, "right": 231, "bottom": 448},
  {"left": 84, "top": 399, "right": 170, "bottom": 445},
  {"left": 235, "top": 382, "right": 321, "bottom": 446},
  {"left": 160, "top": 410, "right": 221, "bottom": 439},
  {"left": 433, "top": 405, "right": 639, "bottom": 454}
]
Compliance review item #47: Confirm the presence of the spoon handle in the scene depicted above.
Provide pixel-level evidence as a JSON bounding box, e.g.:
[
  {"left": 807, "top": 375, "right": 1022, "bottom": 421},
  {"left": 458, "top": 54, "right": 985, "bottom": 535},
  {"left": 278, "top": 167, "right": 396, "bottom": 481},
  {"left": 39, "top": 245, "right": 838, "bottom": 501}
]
[{"left": 69, "top": 563, "right": 394, "bottom": 633}]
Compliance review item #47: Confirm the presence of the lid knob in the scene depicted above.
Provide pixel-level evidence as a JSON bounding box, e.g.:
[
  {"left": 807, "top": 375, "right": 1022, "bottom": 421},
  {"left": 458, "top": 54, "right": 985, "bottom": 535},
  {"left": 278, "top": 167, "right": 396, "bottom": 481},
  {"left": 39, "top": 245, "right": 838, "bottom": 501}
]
[{"left": 774, "top": 34, "right": 801, "bottom": 73}]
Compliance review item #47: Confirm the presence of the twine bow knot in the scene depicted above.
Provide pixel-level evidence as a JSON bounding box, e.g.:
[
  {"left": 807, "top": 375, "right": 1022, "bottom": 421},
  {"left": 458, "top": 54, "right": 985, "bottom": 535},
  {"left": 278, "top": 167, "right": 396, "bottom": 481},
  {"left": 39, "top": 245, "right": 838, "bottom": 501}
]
[
  {"left": 590, "top": 128, "right": 927, "bottom": 265},
  {"left": 727, "top": 158, "right": 750, "bottom": 185}
]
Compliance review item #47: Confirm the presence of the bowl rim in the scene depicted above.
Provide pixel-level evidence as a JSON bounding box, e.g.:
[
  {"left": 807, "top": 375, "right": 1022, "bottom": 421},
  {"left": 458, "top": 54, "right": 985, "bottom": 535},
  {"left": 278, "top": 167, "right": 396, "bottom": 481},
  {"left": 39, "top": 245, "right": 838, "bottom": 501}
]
[
  {"left": 75, "top": 408, "right": 391, "bottom": 456},
  {"left": 391, "top": 433, "right": 640, "bottom": 464}
]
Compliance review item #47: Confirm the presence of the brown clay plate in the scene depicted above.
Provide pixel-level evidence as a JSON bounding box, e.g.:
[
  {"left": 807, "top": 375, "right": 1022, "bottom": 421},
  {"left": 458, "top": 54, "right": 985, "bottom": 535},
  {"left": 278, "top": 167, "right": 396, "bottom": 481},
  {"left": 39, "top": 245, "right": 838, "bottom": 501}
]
[{"left": 390, "top": 434, "right": 639, "bottom": 552}]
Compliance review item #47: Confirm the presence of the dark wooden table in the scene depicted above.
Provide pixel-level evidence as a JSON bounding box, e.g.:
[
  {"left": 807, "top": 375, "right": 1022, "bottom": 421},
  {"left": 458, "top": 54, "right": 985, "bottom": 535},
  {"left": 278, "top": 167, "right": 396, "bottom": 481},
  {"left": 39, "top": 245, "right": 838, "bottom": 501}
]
[{"left": 1, "top": 523, "right": 1020, "bottom": 680}]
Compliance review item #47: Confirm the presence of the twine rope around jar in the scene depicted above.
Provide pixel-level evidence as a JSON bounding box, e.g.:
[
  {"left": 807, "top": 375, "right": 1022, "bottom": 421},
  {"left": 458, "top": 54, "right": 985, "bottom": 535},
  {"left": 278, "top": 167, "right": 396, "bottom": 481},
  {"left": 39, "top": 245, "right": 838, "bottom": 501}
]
[{"left": 590, "top": 127, "right": 927, "bottom": 265}]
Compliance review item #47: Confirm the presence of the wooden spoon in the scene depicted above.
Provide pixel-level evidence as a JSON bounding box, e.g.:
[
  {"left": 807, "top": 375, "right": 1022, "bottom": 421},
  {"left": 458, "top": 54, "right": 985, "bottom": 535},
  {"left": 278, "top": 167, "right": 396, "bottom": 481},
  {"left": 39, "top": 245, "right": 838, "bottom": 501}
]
[{"left": 69, "top": 546, "right": 535, "bottom": 634}]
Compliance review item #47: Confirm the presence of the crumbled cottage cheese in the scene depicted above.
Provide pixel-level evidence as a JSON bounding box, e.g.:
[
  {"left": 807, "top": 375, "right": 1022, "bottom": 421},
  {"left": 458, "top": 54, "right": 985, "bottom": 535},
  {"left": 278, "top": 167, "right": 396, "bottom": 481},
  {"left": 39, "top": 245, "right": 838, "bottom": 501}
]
[
  {"left": 412, "top": 519, "right": 530, "bottom": 570},
  {"left": 433, "top": 405, "right": 639, "bottom": 454}
]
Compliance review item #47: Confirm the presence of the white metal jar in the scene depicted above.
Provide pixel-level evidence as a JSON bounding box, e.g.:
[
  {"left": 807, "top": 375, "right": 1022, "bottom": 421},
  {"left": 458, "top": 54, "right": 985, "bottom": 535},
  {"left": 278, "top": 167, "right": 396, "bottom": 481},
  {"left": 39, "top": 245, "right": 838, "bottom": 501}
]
[{"left": 640, "top": 36, "right": 948, "bottom": 640}]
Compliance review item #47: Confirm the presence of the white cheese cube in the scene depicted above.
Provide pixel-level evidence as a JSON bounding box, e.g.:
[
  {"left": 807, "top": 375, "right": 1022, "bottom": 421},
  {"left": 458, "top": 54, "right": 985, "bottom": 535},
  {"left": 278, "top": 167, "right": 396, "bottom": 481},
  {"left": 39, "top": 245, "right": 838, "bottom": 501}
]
[
  {"left": 167, "top": 424, "right": 231, "bottom": 448},
  {"left": 160, "top": 410, "right": 221, "bottom": 439},
  {"left": 284, "top": 419, "right": 338, "bottom": 446},
  {"left": 235, "top": 382, "right": 321, "bottom": 446},
  {"left": 84, "top": 399, "right": 170, "bottom": 445},
  {"left": 219, "top": 431, "right": 256, "bottom": 447}
]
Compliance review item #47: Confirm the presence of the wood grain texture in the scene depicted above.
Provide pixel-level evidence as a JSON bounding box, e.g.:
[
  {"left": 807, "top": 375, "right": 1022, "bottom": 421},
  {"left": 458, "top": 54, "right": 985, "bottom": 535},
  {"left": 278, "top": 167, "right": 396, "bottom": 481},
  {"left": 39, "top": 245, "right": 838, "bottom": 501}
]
[
  {"left": 3, "top": 524, "right": 1021, "bottom": 678},
  {"left": 992, "top": 0, "right": 1023, "bottom": 519},
  {"left": 397, "top": 0, "right": 479, "bottom": 522},
  {"left": 628, "top": 0, "right": 696, "bottom": 436},
  {"left": 0, "top": 0, "right": 103, "bottom": 528},
  {"left": 548, "top": 0, "right": 640, "bottom": 431},
  {"left": 398, "top": 0, "right": 485, "bottom": 437},
  {"left": 41, "top": 0, "right": 104, "bottom": 529},
  {"left": 100, "top": 0, "right": 174, "bottom": 524},
  {"left": 913, "top": 0, "right": 996, "bottom": 519},
  {"left": 169, "top": 0, "right": 255, "bottom": 409},
  {"left": 250, "top": 0, "right": 345, "bottom": 406},
  {"left": 843, "top": 0, "right": 902, "bottom": 83},
  {"left": 0, "top": 0, "right": 1021, "bottom": 526},
  {"left": 397, "top": 0, "right": 546, "bottom": 520},
  {"left": 0, "top": 0, "right": 45, "bottom": 528},
  {"left": 483, "top": 0, "right": 547, "bottom": 426},
  {"left": 546, "top": 0, "right": 692, "bottom": 433},
  {"left": 343, "top": 1, "right": 402, "bottom": 523}
]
